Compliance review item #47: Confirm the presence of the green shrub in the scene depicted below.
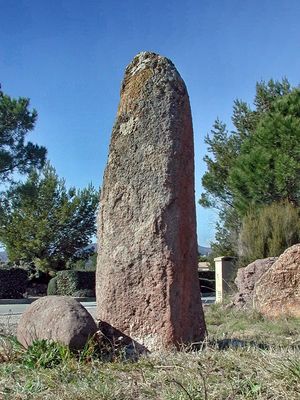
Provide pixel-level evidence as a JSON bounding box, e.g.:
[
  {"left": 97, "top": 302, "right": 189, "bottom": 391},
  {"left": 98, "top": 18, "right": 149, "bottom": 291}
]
[
  {"left": 47, "top": 276, "right": 58, "bottom": 295},
  {"left": 56, "top": 271, "right": 80, "bottom": 295},
  {"left": 238, "top": 201, "right": 300, "bottom": 265},
  {"left": 0, "top": 267, "right": 28, "bottom": 298},
  {"left": 47, "top": 270, "right": 95, "bottom": 297}
]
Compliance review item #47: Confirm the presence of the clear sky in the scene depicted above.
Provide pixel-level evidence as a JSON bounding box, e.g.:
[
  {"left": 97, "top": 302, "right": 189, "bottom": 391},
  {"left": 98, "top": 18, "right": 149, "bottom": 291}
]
[{"left": 1, "top": 0, "right": 300, "bottom": 246}]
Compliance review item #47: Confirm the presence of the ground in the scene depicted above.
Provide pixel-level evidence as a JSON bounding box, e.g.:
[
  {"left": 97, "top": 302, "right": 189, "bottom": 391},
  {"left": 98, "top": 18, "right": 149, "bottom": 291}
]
[{"left": 0, "top": 304, "right": 299, "bottom": 399}]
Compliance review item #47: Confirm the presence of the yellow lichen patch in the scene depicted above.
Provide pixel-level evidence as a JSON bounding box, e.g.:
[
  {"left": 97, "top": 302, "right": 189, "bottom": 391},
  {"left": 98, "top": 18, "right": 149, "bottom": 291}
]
[{"left": 118, "top": 67, "right": 153, "bottom": 116}]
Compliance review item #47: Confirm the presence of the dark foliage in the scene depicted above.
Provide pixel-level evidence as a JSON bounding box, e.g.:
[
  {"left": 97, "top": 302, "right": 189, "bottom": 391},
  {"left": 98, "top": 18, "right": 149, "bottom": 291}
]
[{"left": 0, "top": 267, "right": 28, "bottom": 298}]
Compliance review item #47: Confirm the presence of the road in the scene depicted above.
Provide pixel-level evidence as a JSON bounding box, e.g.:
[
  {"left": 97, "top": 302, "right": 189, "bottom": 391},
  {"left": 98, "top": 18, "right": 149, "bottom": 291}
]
[
  {"left": 0, "top": 297, "right": 215, "bottom": 317},
  {"left": 0, "top": 301, "right": 97, "bottom": 317}
]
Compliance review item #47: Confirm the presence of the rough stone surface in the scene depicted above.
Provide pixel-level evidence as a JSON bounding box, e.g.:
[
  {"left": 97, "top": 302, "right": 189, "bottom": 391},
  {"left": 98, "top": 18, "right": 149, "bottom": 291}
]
[
  {"left": 96, "top": 52, "right": 206, "bottom": 350},
  {"left": 17, "top": 296, "right": 97, "bottom": 349},
  {"left": 232, "top": 257, "right": 277, "bottom": 309},
  {"left": 253, "top": 244, "right": 300, "bottom": 317}
]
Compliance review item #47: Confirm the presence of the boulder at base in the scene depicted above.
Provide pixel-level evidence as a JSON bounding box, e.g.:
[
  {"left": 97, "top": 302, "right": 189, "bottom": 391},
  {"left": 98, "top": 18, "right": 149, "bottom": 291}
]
[
  {"left": 96, "top": 52, "right": 206, "bottom": 350},
  {"left": 253, "top": 244, "right": 300, "bottom": 318},
  {"left": 232, "top": 257, "right": 277, "bottom": 309},
  {"left": 17, "top": 296, "right": 97, "bottom": 349}
]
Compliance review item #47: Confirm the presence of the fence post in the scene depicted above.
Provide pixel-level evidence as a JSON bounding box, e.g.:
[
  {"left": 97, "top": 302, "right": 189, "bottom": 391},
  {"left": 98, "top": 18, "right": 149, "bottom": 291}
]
[{"left": 214, "top": 256, "right": 235, "bottom": 303}]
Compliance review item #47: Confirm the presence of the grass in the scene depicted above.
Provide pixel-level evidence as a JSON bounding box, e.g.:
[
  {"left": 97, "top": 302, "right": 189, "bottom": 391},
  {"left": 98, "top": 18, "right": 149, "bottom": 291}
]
[
  {"left": 206, "top": 303, "right": 300, "bottom": 347},
  {"left": 0, "top": 304, "right": 299, "bottom": 399}
]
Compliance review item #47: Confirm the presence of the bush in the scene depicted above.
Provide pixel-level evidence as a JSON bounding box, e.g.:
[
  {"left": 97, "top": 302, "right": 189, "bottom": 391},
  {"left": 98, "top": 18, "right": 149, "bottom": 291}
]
[
  {"left": 0, "top": 267, "right": 28, "bottom": 298},
  {"left": 47, "top": 277, "right": 58, "bottom": 295},
  {"left": 238, "top": 201, "right": 300, "bottom": 265},
  {"left": 55, "top": 271, "right": 81, "bottom": 295},
  {"left": 47, "top": 271, "right": 95, "bottom": 297}
]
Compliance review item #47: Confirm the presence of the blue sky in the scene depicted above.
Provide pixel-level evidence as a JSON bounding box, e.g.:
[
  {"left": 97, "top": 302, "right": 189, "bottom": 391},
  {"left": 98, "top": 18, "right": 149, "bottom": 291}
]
[{"left": 1, "top": 0, "right": 300, "bottom": 246}]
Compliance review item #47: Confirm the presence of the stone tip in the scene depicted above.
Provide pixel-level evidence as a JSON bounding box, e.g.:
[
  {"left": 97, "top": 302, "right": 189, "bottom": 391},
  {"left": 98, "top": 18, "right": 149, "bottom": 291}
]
[
  {"left": 132, "top": 51, "right": 163, "bottom": 62},
  {"left": 135, "top": 51, "right": 159, "bottom": 59},
  {"left": 121, "top": 51, "right": 181, "bottom": 93}
]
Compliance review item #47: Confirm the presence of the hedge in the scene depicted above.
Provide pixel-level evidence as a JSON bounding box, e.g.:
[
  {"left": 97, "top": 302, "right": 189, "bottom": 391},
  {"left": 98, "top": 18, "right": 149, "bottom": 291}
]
[
  {"left": 47, "top": 270, "right": 95, "bottom": 297},
  {"left": 0, "top": 268, "right": 28, "bottom": 298}
]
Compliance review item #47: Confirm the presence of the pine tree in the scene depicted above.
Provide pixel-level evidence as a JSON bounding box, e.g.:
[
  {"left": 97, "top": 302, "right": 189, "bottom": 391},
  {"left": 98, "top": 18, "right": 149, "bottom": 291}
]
[
  {"left": 0, "top": 163, "right": 99, "bottom": 276},
  {"left": 229, "top": 88, "right": 300, "bottom": 215},
  {"left": 200, "top": 79, "right": 294, "bottom": 258},
  {"left": 0, "top": 88, "right": 46, "bottom": 182}
]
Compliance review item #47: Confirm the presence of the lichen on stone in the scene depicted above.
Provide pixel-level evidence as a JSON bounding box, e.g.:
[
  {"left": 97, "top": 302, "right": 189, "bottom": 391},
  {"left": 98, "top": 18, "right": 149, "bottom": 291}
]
[{"left": 118, "top": 67, "right": 153, "bottom": 116}]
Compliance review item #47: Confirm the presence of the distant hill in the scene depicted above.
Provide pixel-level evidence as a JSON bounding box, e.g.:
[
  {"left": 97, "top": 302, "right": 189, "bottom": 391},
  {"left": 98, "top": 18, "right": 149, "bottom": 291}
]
[{"left": 198, "top": 246, "right": 211, "bottom": 256}]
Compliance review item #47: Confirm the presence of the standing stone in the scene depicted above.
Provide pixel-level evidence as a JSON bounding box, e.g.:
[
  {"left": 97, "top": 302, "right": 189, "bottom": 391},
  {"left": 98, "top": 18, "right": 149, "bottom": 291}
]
[{"left": 96, "top": 52, "right": 206, "bottom": 350}]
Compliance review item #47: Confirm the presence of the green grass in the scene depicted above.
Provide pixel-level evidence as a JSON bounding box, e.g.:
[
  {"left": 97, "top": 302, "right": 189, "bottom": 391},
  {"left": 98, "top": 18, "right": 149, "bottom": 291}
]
[
  {"left": 206, "top": 303, "right": 300, "bottom": 347},
  {"left": 0, "top": 304, "right": 299, "bottom": 399}
]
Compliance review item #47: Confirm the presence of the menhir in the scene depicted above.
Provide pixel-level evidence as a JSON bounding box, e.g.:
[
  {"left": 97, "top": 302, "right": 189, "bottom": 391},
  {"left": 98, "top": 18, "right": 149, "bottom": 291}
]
[{"left": 96, "top": 52, "right": 206, "bottom": 350}]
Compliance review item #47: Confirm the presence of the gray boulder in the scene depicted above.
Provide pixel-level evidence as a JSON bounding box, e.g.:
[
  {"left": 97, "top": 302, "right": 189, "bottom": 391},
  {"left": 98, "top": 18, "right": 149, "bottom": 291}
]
[
  {"left": 232, "top": 257, "right": 277, "bottom": 309},
  {"left": 254, "top": 244, "right": 300, "bottom": 318},
  {"left": 17, "top": 296, "right": 97, "bottom": 350}
]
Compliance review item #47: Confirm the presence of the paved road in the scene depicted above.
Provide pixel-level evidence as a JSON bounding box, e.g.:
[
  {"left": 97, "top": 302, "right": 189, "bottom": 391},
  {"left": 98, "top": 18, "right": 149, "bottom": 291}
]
[
  {"left": 0, "top": 301, "right": 97, "bottom": 317},
  {"left": 0, "top": 297, "right": 215, "bottom": 317}
]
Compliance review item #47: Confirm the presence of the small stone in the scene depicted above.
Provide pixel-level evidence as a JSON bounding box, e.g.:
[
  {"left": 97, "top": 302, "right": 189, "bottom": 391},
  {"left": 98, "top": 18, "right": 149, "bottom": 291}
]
[
  {"left": 96, "top": 52, "right": 206, "bottom": 350},
  {"left": 253, "top": 244, "right": 300, "bottom": 317},
  {"left": 17, "top": 296, "right": 97, "bottom": 349}
]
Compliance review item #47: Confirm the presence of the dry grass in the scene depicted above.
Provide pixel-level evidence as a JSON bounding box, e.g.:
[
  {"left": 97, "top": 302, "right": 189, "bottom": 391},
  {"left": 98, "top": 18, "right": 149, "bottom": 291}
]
[{"left": 0, "top": 304, "right": 299, "bottom": 400}]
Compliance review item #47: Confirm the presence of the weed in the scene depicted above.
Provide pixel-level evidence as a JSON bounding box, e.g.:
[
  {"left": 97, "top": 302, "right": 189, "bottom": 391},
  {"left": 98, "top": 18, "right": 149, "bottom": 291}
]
[
  {"left": 286, "top": 359, "right": 300, "bottom": 380},
  {"left": 22, "top": 339, "right": 71, "bottom": 369},
  {"left": 0, "top": 334, "right": 23, "bottom": 363}
]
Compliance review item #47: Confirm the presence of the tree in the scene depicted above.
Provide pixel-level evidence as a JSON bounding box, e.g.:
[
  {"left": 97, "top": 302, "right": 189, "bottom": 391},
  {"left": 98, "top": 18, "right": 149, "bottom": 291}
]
[
  {"left": 200, "top": 79, "right": 292, "bottom": 212},
  {"left": 200, "top": 119, "right": 235, "bottom": 210},
  {"left": 0, "top": 87, "right": 46, "bottom": 182},
  {"left": 0, "top": 163, "right": 99, "bottom": 276},
  {"left": 200, "top": 79, "right": 294, "bottom": 258},
  {"left": 229, "top": 89, "right": 300, "bottom": 215}
]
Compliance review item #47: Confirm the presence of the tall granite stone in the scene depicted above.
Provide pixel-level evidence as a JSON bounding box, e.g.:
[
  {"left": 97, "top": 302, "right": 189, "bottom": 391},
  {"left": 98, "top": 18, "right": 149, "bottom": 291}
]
[{"left": 96, "top": 52, "right": 206, "bottom": 350}]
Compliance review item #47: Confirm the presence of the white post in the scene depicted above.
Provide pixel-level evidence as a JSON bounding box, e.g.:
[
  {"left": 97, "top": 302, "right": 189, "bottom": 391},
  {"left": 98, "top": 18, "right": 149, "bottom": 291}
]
[{"left": 214, "top": 256, "right": 235, "bottom": 303}]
